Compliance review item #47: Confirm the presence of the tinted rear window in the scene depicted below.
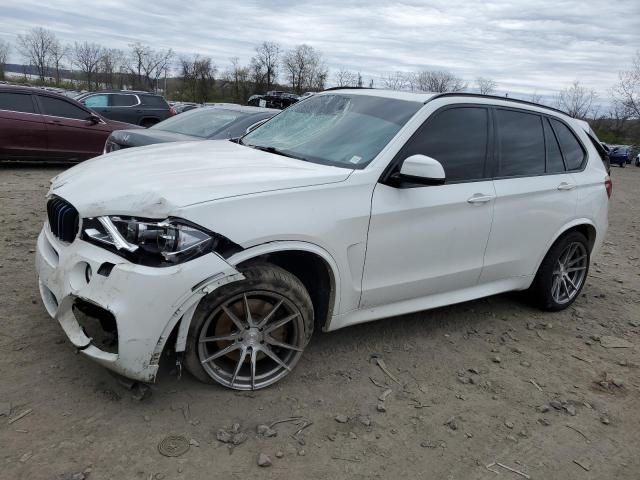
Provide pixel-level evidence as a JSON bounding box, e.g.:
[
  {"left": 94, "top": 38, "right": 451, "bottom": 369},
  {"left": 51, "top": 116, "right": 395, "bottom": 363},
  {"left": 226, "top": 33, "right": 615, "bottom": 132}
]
[
  {"left": 550, "top": 119, "right": 585, "bottom": 170},
  {"left": 0, "top": 92, "right": 36, "bottom": 113},
  {"left": 112, "top": 94, "right": 138, "bottom": 107},
  {"left": 496, "top": 109, "right": 545, "bottom": 177},
  {"left": 141, "top": 95, "right": 168, "bottom": 107},
  {"left": 543, "top": 118, "right": 565, "bottom": 173}
]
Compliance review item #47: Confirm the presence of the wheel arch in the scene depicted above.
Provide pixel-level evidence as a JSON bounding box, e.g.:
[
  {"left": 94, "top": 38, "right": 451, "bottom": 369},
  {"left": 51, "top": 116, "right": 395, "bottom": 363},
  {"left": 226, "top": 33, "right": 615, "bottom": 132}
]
[
  {"left": 228, "top": 241, "right": 341, "bottom": 332},
  {"left": 533, "top": 219, "right": 597, "bottom": 276}
]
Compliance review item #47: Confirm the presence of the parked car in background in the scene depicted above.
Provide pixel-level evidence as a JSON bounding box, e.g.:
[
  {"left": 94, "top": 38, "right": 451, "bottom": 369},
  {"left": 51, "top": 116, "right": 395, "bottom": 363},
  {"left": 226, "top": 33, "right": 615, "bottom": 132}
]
[
  {"left": 75, "top": 90, "right": 175, "bottom": 127},
  {"left": 608, "top": 145, "right": 632, "bottom": 167},
  {"left": 248, "top": 90, "right": 299, "bottom": 109},
  {"left": 37, "top": 90, "right": 609, "bottom": 390},
  {"left": 172, "top": 102, "right": 200, "bottom": 114},
  {"left": 0, "top": 85, "right": 139, "bottom": 162},
  {"left": 104, "top": 105, "right": 278, "bottom": 153}
]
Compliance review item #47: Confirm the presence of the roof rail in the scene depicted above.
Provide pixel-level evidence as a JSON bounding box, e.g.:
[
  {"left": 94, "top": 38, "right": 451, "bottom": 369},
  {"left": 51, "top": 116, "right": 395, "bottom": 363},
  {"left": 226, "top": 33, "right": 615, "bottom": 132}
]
[
  {"left": 323, "top": 86, "right": 373, "bottom": 92},
  {"left": 427, "top": 92, "right": 571, "bottom": 117}
]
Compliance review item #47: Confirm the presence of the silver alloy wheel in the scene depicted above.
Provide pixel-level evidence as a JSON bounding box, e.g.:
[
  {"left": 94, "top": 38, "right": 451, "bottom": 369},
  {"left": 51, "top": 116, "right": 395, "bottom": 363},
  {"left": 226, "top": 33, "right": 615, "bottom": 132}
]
[
  {"left": 197, "top": 290, "right": 305, "bottom": 390},
  {"left": 551, "top": 242, "right": 588, "bottom": 305}
]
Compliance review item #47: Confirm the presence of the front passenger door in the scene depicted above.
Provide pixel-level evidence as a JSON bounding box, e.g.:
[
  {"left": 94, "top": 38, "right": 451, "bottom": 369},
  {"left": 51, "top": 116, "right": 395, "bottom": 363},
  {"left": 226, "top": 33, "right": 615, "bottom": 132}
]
[{"left": 361, "top": 106, "right": 496, "bottom": 309}]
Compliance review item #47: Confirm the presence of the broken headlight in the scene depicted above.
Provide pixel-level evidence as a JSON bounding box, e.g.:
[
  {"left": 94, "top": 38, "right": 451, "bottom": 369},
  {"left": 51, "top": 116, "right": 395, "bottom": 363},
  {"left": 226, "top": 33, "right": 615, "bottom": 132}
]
[{"left": 82, "top": 216, "right": 217, "bottom": 266}]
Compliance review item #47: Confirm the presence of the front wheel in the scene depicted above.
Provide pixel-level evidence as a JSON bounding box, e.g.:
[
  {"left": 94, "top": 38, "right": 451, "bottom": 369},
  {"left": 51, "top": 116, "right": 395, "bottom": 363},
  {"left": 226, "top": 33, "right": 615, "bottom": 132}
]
[
  {"left": 529, "top": 231, "right": 590, "bottom": 311},
  {"left": 183, "top": 263, "right": 314, "bottom": 390}
]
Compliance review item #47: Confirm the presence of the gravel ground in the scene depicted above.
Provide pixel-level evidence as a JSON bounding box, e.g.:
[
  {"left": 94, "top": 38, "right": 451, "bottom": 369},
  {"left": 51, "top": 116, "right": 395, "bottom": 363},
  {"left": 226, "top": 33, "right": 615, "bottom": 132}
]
[{"left": 0, "top": 164, "right": 638, "bottom": 480}]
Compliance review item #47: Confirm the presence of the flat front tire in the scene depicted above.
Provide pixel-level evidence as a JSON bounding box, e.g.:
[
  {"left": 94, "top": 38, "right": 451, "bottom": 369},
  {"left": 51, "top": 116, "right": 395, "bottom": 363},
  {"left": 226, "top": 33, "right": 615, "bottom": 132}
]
[
  {"left": 529, "top": 231, "right": 590, "bottom": 311},
  {"left": 183, "top": 263, "right": 314, "bottom": 390}
]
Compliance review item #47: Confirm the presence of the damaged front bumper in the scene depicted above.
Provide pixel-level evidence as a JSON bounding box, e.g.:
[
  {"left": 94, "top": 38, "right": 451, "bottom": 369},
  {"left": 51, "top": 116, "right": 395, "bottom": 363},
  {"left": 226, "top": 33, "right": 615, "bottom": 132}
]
[{"left": 35, "top": 224, "right": 242, "bottom": 383}]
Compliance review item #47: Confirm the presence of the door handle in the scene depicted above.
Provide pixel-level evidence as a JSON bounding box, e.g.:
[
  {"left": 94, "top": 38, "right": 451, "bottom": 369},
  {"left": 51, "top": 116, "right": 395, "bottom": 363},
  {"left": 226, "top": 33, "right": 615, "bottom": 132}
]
[
  {"left": 467, "top": 193, "right": 495, "bottom": 204},
  {"left": 557, "top": 182, "right": 576, "bottom": 191}
]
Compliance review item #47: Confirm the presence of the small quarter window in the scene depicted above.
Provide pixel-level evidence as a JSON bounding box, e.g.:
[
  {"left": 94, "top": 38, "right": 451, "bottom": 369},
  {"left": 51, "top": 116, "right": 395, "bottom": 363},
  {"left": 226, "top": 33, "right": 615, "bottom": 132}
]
[
  {"left": 0, "top": 92, "right": 35, "bottom": 113},
  {"left": 550, "top": 119, "right": 585, "bottom": 170},
  {"left": 402, "top": 107, "right": 489, "bottom": 182},
  {"left": 496, "top": 109, "right": 545, "bottom": 177}
]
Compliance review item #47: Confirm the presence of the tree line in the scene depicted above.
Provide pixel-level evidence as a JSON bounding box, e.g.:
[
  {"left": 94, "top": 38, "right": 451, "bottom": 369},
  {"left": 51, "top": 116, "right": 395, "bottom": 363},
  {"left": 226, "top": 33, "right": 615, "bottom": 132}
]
[{"left": 0, "top": 29, "right": 637, "bottom": 144}]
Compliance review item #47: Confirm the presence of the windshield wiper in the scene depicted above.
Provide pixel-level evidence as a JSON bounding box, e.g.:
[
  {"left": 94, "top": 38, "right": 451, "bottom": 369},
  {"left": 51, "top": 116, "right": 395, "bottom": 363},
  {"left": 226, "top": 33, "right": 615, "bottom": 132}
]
[{"left": 246, "top": 144, "right": 308, "bottom": 162}]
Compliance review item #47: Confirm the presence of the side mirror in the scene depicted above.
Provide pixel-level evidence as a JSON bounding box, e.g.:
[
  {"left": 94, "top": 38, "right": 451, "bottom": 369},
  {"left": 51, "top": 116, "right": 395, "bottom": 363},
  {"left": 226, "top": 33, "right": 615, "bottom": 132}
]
[
  {"left": 245, "top": 118, "right": 269, "bottom": 134},
  {"left": 391, "top": 154, "right": 446, "bottom": 186},
  {"left": 87, "top": 114, "right": 101, "bottom": 125}
]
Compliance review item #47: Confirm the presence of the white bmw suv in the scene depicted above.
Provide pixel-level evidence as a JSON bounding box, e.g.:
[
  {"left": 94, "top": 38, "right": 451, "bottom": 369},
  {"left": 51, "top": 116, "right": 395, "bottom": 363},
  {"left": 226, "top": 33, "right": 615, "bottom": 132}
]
[{"left": 36, "top": 89, "right": 610, "bottom": 390}]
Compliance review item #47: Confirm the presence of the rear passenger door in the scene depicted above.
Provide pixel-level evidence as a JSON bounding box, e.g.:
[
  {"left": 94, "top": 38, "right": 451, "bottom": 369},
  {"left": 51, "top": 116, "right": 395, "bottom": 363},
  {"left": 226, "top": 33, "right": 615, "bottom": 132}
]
[
  {"left": 479, "top": 109, "right": 580, "bottom": 283},
  {"left": 109, "top": 93, "right": 141, "bottom": 124},
  {"left": 0, "top": 91, "right": 48, "bottom": 161}
]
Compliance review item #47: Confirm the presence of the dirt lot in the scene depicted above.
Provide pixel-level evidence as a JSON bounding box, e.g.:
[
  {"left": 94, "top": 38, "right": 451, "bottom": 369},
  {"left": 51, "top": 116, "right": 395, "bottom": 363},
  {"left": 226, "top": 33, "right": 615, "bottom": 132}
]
[{"left": 0, "top": 165, "right": 638, "bottom": 480}]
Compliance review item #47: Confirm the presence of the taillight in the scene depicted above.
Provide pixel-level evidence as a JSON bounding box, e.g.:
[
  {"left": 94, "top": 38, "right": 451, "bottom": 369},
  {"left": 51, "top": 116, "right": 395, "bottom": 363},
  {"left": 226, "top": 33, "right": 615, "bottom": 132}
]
[
  {"left": 168, "top": 106, "right": 176, "bottom": 116},
  {"left": 604, "top": 175, "right": 612, "bottom": 199}
]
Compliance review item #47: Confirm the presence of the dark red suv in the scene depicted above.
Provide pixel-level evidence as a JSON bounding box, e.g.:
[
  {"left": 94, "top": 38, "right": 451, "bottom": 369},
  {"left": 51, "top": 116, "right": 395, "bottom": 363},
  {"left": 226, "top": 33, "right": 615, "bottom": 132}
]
[{"left": 0, "top": 85, "right": 140, "bottom": 162}]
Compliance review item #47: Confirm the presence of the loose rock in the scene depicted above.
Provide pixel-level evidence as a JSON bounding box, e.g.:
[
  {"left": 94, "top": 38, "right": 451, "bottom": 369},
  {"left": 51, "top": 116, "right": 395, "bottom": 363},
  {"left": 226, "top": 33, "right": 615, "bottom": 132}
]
[
  {"left": 335, "top": 414, "right": 349, "bottom": 423},
  {"left": 257, "top": 453, "right": 272, "bottom": 467}
]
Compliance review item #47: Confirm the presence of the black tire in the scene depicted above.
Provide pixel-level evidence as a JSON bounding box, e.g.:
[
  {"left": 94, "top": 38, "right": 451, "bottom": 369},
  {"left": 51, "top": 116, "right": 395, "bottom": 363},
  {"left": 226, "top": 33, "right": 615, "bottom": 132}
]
[
  {"left": 183, "top": 262, "right": 314, "bottom": 389},
  {"left": 529, "top": 231, "right": 590, "bottom": 311},
  {"left": 140, "top": 119, "right": 158, "bottom": 128}
]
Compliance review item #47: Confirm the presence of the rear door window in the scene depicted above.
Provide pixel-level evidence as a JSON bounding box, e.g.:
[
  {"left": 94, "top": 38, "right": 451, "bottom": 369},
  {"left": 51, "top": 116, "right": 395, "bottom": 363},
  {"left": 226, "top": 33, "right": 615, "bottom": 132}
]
[
  {"left": 83, "top": 94, "right": 109, "bottom": 108},
  {"left": 0, "top": 92, "right": 36, "bottom": 113},
  {"left": 141, "top": 95, "right": 168, "bottom": 107},
  {"left": 402, "top": 107, "right": 489, "bottom": 182},
  {"left": 550, "top": 119, "right": 586, "bottom": 170},
  {"left": 496, "top": 109, "right": 545, "bottom": 177},
  {"left": 111, "top": 94, "right": 138, "bottom": 107},
  {"left": 39, "top": 96, "right": 90, "bottom": 120},
  {"left": 543, "top": 118, "right": 565, "bottom": 173}
]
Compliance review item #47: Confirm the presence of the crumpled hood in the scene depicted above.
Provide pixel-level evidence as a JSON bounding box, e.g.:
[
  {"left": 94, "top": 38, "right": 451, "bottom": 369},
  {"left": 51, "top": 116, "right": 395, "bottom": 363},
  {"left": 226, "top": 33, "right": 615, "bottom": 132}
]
[{"left": 50, "top": 140, "right": 353, "bottom": 218}]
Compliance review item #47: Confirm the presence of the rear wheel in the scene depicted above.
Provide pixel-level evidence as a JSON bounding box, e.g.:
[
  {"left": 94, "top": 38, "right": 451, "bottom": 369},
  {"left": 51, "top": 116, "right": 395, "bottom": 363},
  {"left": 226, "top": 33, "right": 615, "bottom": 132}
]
[
  {"left": 140, "top": 118, "right": 158, "bottom": 128},
  {"left": 529, "top": 231, "right": 590, "bottom": 311},
  {"left": 183, "top": 263, "right": 314, "bottom": 390}
]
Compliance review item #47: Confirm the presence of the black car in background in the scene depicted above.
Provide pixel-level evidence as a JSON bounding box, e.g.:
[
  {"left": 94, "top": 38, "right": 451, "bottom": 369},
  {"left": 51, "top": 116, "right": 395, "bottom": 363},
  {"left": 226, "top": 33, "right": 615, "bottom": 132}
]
[
  {"left": 607, "top": 145, "right": 632, "bottom": 167},
  {"left": 104, "top": 104, "right": 278, "bottom": 153},
  {"left": 248, "top": 90, "right": 299, "bottom": 109},
  {"left": 75, "top": 90, "right": 175, "bottom": 127}
]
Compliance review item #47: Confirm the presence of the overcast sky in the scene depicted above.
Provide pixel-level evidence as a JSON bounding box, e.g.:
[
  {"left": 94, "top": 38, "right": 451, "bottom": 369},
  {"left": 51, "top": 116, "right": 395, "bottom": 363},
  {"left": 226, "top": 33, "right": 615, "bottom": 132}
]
[{"left": 2, "top": 0, "right": 638, "bottom": 96}]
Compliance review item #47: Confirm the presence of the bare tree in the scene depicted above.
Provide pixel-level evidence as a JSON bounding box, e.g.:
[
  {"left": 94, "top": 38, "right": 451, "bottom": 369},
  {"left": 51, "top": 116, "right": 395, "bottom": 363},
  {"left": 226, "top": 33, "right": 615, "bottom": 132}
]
[
  {"left": 252, "top": 42, "right": 279, "bottom": 91},
  {"left": 529, "top": 91, "right": 543, "bottom": 104},
  {"left": 128, "top": 42, "right": 149, "bottom": 88},
  {"left": 141, "top": 48, "right": 174, "bottom": 92},
  {"left": 0, "top": 39, "right": 10, "bottom": 81},
  {"left": 282, "top": 44, "right": 326, "bottom": 94},
  {"left": 476, "top": 77, "right": 497, "bottom": 95},
  {"left": 412, "top": 70, "right": 467, "bottom": 93},
  {"left": 73, "top": 41, "right": 103, "bottom": 89},
  {"left": 556, "top": 80, "right": 597, "bottom": 119},
  {"left": 382, "top": 71, "right": 409, "bottom": 90},
  {"left": 179, "top": 55, "right": 216, "bottom": 102},
  {"left": 334, "top": 69, "right": 358, "bottom": 87},
  {"left": 613, "top": 50, "right": 640, "bottom": 118},
  {"left": 226, "top": 57, "right": 251, "bottom": 102},
  {"left": 16, "top": 27, "right": 55, "bottom": 81},
  {"left": 100, "top": 48, "right": 125, "bottom": 89},
  {"left": 49, "top": 39, "right": 68, "bottom": 85}
]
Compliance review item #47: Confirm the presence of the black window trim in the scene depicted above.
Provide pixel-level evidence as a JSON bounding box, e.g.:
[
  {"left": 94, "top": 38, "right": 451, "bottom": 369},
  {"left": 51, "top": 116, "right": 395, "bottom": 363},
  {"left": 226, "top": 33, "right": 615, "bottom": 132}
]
[
  {"left": 380, "top": 103, "right": 494, "bottom": 187},
  {"left": 380, "top": 101, "right": 590, "bottom": 187},
  {"left": 547, "top": 116, "right": 588, "bottom": 173},
  {"left": 489, "top": 105, "right": 588, "bottom": 181}
]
